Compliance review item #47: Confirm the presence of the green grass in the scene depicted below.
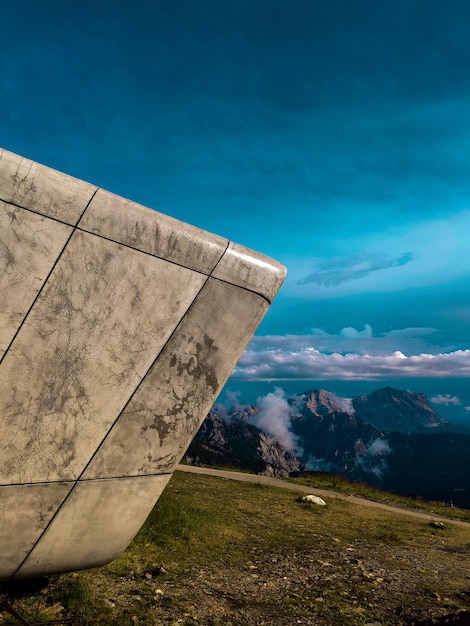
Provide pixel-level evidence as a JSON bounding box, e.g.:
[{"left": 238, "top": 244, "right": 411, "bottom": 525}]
[
  {"left": 2, "top": 471, "right": 470, "bottom": 625},
  {"left": 286, "top": 471, "right": 470, "bottom": 523}
]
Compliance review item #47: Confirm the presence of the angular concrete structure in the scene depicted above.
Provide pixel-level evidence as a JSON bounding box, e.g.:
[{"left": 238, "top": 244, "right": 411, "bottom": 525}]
[{"left": 0, "top": 148, "right": 286, "bottom": 581}]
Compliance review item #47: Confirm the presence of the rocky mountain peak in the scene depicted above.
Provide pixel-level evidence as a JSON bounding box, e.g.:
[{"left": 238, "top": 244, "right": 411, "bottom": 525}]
[
  {"left": 184, "top": 409, "right": 305, "bottom": 477},
  {"left": 351, "top": 386, "right": 447, "bottom": 432},
  {"left": 295, "top": 389, "right": 354, "bottom": 418}
]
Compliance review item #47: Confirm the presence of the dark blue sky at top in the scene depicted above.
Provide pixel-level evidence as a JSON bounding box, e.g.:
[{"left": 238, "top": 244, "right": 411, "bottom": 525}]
[{"left": 2, "top": 1, "right": 470, "bottom": 407}]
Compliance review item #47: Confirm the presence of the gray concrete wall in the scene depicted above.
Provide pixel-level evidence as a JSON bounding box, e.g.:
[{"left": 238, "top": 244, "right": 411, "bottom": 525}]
[{"left": 0, "top": 149, "right": 286, "bottom": 581}]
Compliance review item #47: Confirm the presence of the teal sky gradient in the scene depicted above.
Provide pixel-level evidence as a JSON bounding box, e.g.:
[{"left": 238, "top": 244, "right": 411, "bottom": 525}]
[{"left": 2, "top": 1, "right": 470, "bottom": 412}]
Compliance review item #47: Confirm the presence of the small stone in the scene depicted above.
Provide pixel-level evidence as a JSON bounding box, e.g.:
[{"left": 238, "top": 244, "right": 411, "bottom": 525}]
[{"left": 430, "top": 521, "right": 445, "bottom": 529}]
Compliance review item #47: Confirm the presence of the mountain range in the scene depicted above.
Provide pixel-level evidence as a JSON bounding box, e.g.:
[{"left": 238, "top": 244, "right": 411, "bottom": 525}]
[
  {"left": 184, "top": 386, "right": 470, "bottom": 509},
  {"left": 184, "top": 405, "right": 304, "bottom": 477}
]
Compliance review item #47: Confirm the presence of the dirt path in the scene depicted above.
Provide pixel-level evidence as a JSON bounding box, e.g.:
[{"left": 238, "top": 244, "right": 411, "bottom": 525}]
[{"left": 176, "top": 464, "right": 470, "bottom": 528}]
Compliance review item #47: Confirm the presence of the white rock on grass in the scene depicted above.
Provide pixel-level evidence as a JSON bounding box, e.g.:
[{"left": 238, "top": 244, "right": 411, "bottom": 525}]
[{"left": 300, "top": 495, "right": 327, "bottom": 506}]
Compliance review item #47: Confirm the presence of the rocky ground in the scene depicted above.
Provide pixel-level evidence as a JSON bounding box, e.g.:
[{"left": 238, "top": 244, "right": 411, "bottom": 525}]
[
  {"left": 81, "top": 534, "right": 469, "bottom": 626},
  {"left": 1, "top": 470, "right": 469, "bottom": 625},
  {"left": 15, "top": 523, "right": 468, "bottom": 624}
]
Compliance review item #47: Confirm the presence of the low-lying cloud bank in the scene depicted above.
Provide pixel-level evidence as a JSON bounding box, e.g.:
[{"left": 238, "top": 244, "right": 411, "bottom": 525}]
[
  {"left": 233, "top": 325, "right": 470, "bottom": 381},
  {"left": 234, "top": 347, "right": 470, "bottom": 380}
]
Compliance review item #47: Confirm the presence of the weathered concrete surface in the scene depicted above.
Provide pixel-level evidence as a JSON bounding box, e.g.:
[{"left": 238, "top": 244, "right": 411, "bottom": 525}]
[
  {"left": 0, "top": 482, "right": 74, "bottom": 579},
  {"left": 78, "top": 188, "right": 227, "bottom": 274},
  {"left": 82, "top": 279, "right": 269, "bottom": 479},
  {"left": 0, "top": 148, "right": 286, "bottom": 581},
  {"left": 0, "top": 149, "right": 96, "bottom": 223},
  {"left": 0, "top": 202, "right": 72, "bottom": 356},
  {"left": 13, "top": 475, "right": 171, "bottom": 579}
]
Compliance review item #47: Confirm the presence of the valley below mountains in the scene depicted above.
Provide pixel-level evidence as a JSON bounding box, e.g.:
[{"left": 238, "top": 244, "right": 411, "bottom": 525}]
[{"left": 184, "top": 386, "right": 470, "bottom": 509}]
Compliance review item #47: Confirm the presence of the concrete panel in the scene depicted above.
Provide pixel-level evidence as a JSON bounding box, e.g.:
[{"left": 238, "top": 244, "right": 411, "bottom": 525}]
[
  {"left": 0, "top": 482, "right": 73, "bottom": 580},
  {"left": 212, "top": 241, "right": 287, "bottom": 302},
  {"left": 83, "top": 279, "right": 269, "bottom": 479},
  {"left": 0, "top": 202, "right": 72, "bottom": 356},
  {"left": 0, "top": 149, "right": 96, "bottom": 224},
  {"left": 0, "top": 231, "right": 206, "bottom": 485},
  {"left": 79, "top": 188, "right": 227, "bottom": 274},
  {"left": 13, "top": 475, "right": 171, "bottom": 580},
  {"left": 0, "top": 148, "right": 286, "bottom": 581}
]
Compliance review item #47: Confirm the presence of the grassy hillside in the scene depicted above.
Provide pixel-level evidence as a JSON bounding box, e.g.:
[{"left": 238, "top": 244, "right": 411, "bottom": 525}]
[
  {"left": 287, "top": 471, "right": 470, "bottom": 523},
  {"left": 2, "top": 471, "right": 470, "bottom": 625}
]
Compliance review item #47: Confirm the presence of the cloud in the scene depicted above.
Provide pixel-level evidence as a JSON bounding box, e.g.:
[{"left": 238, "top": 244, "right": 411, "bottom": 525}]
[
  {"left": 340, "top": 324, "right": 372, "bottom": 339},
  {"left": 285, "top": 211, "right": 470, "bottom": 301},
  {"left": 335, "top": 397, "right": 355, "bottom": 414},
  {"left": 430, "top": 394, "right": 462, "bottom": 406},
  {"left": 248, "top": 388, "right": 302, "bottom": 455},
  {"left": 215, "top": 390, "right": 244, "bottom": 412},
  {"left": 233, "top": 346, "right": 470, "bottom": 381},
  {"left": 248, "top": 325, "right": 443, "bottom": 358},
  {"left": 297, "top": 252, "right": 414, "bottom": 287},
  {"left": 366, "top": 439, "right": 391, "bottom": 456},
  {"left": 304, "top": 454, "right": 336, "bottom": 473},
  {"left": 357, "top": 437, "right": 392, "bottom": 478}
]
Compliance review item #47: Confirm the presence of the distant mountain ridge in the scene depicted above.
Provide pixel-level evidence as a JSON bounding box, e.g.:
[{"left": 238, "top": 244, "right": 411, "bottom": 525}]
[
  {"left": 293, "top": 386, "right": 448, "bottom": 433},
  {"left": 184, "top": 386, "right": 470, "bottom": 508},
  {"left": 351, "top": 386, "right": 448, "bottom": 432}
]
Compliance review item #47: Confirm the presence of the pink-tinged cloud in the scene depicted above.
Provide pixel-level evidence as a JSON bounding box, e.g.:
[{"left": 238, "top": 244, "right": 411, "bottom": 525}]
[{"left": 233, "top": 347, "right": 470, "bottom": 381}]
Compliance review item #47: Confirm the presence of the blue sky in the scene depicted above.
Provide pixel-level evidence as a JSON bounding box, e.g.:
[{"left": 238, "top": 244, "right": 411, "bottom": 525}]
[{"left": 2, "top": 1, "right": 470, "bottom": 413}]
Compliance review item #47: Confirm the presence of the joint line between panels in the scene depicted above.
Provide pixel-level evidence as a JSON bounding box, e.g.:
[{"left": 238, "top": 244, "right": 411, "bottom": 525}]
[{"left": 0, "top": 189, "right": 98, "bottom": 369}]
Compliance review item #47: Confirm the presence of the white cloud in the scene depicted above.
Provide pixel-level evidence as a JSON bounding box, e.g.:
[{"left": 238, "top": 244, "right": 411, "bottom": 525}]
[
  {"left": 335, "top": 396, "right": 355, "bottom": 414},
  {"left": 430, "top": 394, "right": 462, "bottom": 406},
  {"left": 247, "top": 325, "right": 443, "bottom": 358},
  {"left": 366, "top": 439, "right": 391, "bottom": 456},
  {"left": 233, "top": 346, "right": 470, "bottom": 381},
  {"left": 233, "top": 324, "right": 470, "bottom": 382},
  {"left": 340, "top": 324, "right": 373, "bottom": 339},
  {"left": 249, "top": 388, "right": 302, "bottom": 454}
]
